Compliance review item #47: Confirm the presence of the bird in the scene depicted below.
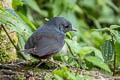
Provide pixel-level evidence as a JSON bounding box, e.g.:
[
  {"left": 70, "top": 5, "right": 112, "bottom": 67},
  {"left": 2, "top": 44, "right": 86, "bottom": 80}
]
[{"left": 23, "top": 17, "right": 76, "bottom": 67}]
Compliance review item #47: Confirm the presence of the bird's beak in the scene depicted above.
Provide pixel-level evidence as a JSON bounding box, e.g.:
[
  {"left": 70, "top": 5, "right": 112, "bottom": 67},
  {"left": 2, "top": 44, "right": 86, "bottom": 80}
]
[{"left": 71, "top": 26, "right": 77, "bottom": 31}]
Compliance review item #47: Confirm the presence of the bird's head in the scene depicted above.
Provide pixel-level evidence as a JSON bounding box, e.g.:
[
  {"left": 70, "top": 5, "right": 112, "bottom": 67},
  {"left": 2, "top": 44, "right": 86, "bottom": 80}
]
[{"left": 47, "top": 17, "right": 77, "bottom": 33}]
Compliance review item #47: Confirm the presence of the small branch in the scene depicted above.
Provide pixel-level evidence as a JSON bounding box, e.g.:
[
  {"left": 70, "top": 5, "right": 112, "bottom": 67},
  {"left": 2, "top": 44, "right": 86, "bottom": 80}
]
[
  {"left": 1, "top": 24, "right": 27, "bottom": 60},
  {"left": 65, "top": 42, "right": 80, "bottom": 65},
  {"left": 66, "top": 42, "right": 74, "bottom": 56},
  {"left": 113, "top": 50, "right": 116, "bottom": 76},
  {"left": 1, "top": 24, "right": 19, "bottom": 50},
  {"left": 0, "top": 63, "right": 22, "bottom": 70},
  {"left": 65, "top": 42, "right": 81, "bottom": 75}
]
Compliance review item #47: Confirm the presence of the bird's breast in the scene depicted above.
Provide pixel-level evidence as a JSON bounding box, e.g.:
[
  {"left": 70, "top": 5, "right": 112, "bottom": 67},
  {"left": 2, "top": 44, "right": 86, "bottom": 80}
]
[{"left": 56, "top": 33, "right": 65, "bottom": 49}]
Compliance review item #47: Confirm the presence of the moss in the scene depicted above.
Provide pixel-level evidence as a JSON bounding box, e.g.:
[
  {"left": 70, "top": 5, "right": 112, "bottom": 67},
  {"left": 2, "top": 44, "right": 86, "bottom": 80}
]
[
  {"left": 14, "top": 74, "right": 26, "bottom": 80},
  {"left": 0, "top": 27, "right": 16, "bottom": 63}
]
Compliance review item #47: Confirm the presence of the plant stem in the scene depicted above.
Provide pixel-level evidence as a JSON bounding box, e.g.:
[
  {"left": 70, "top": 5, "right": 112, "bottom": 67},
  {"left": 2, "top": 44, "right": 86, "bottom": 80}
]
[
  {"left": 1, "top": 24, "right": 19, "bottom": 50},
  {"left": 65, "top": 42, "right": 81, "bottom": 75},
  {"left": 111, "top": 34, "right": 116, "bottom": 76},
  {"left": 66, "top": 42, "right": 79, "bottom": 64},
  {"left": 1, "top": 24, "right": 27, "bottom": 60}
]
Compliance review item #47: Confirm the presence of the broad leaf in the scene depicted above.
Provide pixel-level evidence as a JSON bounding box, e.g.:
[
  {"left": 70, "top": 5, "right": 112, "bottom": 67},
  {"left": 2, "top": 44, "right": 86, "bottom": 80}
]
[
  {"left": 100, "top": 40, "right": 114, "bottom": 63},
  {"left": 23, "top": 0, "right": 47, "bottom": 16},
  {"left": 85, "top": 56, "right": 111, "bottom": 72},
  {"left": 115, "top": 42, "right": 120, "bottom": 67},
  {"left": 110, "top": 25, "right": 120, "bottom": 31}
]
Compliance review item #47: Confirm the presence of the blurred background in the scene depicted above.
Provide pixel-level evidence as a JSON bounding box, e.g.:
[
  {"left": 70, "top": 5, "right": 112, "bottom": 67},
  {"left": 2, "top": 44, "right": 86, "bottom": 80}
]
[
  {"left": 15, "top": 0, "right": 120, "bottom": 48},
  {"left": 0, "top": 0, "right": 120, "bottom": 77}
]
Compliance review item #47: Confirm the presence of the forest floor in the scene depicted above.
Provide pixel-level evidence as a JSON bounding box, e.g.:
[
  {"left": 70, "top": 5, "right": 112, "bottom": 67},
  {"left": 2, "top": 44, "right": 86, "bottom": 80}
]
[{"left": 0, "top": 60, "right": 118, "bottom": 80}]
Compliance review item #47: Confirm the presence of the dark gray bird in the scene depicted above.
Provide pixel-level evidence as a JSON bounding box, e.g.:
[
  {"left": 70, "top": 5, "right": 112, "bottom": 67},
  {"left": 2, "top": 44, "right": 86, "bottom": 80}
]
[{"left": 24, "top": 17, "right": 76, "bottom": 61}]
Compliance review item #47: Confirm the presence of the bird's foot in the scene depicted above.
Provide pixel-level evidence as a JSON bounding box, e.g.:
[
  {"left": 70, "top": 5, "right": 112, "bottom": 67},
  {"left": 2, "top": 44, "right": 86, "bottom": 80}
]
[
  {"left": 49, "top": 60, "right": 61, "bottom": 66},
  {"left": 34, "top": 59, "right": 69, "bottom": 69},
  {"left": 48, "top": 60, "right": 61, "bottom": 70},
  {"left": 35, "top": 59, "right": 47, "bottom": 68},
  {"left": 49, "top": 60, "right": 69, "bottom": 70}
]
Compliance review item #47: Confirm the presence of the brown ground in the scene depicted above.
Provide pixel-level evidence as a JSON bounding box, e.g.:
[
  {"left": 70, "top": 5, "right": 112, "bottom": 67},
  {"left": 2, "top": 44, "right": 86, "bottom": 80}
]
[{"left": 0, "top": 60, "right": 117, "bottom": 80}]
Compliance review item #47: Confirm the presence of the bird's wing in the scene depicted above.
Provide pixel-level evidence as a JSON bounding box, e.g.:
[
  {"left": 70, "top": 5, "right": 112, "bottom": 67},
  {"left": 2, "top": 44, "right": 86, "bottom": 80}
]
[
  {"left": 25, "top": 34, "right": 35, "bottom": 49},
  {"left": 24, "top": 32, "right": 64, "bottom": 57}
]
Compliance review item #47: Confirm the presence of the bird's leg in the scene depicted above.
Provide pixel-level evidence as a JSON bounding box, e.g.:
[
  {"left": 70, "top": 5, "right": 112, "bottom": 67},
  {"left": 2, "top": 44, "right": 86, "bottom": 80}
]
[
  {"left": 49, "top": 60, "right": 61, "bottom": 66},
  {"left": 48, "top": 57, "right": 61, "bottom": 68},
  {"left": 50, "top": 57, "right": 69, "bottom": 67},
  {"left": 35, "top": 59, "right": 46, "bottom": 68}
]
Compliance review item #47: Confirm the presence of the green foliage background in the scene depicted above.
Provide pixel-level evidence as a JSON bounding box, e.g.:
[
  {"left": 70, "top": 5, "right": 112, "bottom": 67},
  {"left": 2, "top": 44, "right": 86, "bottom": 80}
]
[{"left": 1, "top": 0, "right": 120, "bottom": 78}]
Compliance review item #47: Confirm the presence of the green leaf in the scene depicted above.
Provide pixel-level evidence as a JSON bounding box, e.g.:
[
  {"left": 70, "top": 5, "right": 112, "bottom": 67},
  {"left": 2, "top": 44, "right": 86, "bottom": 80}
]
[
  {"left": 45, "top": 78, "right": 52, "bottom": 80},
  {"left": 12, "top": 0, "right": 23, "bottom": 9},
  {"left": 61, "top": 66, "right": 68, "bottom": 72},
  {"left": 100, "top": 40, "right": 114, "bottom": 63},
  {"left": 24, "top": 0, "right": 40, "bottom": 12},
  {"left": 24, "top": 0, "right": 47, "bottom": 16},
  {"left": 115, "top": 42, "right": 120, "bottom": 67},
  {"left": 73, "top": 5, "right": 83, "bottom": 14},
  {"left": 107, "top": 0, "right": 119, "bottom": 13},
  {"left": 79, "top": 47, "right": 103, "bottom": 60},
  {"left": 0, "top": 9, "right": 33, "bottom": 49},
  {"left": 17, "top": 34, "right": 25, "bottom": 50},
  {"left": 65, "top": 38, "right": 81, "bottom": 53},
  {"left": 54, "top": 75, "right": 63, "bottom": 80},
  {"left": 66, "top": 32, "right": 72, "bottom": 39},
  {"left": 0, "top": 6, "right": 5, "bottom": 11},
  {"left": 53, "top": 70, "right": 63, "bottom": 78},
  {"left": 111, "top": 31, "right": 120, "bottom": 43},
  {"left": 93, "top": 48, "right": 104, "bottom": 61},
  {"left": 79, "top": 47, "right": 94, "bottom": 60},
  {"left": 16, "top": 12, "right": 37, "bottom": 30},
  {"left": 85, "top": 56, "right": 111, "bottom": 72},
  {"left": 110, "top": 25, "right": 120, "bottom": 30},
  {"left": 93, "top": 28, "right": 110, "bottom": 32}
]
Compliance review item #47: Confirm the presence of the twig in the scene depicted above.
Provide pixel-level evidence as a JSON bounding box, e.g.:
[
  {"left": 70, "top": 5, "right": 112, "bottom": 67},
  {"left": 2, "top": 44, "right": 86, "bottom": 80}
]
[
  {"left": 1, "top": 24, "right": 27, "bottom": 60},
  {"left": 65, "top": 42, "right": 80, "bottom": 75},
  {"left": 66, "top": 42, "right": 79, "bottom": 64},
  {"left": 1, "top": 24, "right": 19, "bottom": 50},
  {"left": 66, "top": 42, "right": 74, "bottom": 56},
  {"left": 0, "top": 63, "right": 22, "bottom": 70}
]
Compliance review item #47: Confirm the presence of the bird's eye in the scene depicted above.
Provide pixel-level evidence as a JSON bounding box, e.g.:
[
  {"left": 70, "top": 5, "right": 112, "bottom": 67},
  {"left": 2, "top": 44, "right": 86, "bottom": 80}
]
[{"left": 65, "top": 26, "right": 69, "bottom": 28}]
